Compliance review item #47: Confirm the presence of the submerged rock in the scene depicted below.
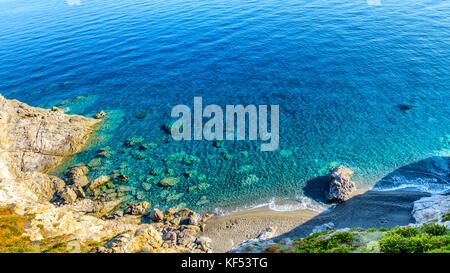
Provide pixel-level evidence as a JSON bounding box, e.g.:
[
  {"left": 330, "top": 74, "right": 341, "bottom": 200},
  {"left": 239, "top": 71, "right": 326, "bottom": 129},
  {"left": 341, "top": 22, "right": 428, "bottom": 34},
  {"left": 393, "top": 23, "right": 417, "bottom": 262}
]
[
  {"left": 86, "top": 175, "right": 110, "bottom": 191},
  {"left": 159, "top": 177, "right": 180, "bottom": 187},
  {"left": 280, "top": 149, "right": 293, "bottom": 158},
  {"left": 94, "top": 111, "right": 107, "bottom": 119},
  {"left": 135, "top": 108, "right": 149, "bottom": 119},
  {"left": 164, "top": 152, "right": 200, "bottom": 165},
  {"left": 184, "top": 170, "right": 198, "bottom": 178},
  {"left": 141, "top": 142, "right": 157, "bottom": 150},
  {"left": 96, "top": 146, "right": 114, "bottom": 158},
  {"left": 397, "top": 103, "right": 417, "bottom": 113},
  {"left": 141, "top": 182, "right": 152, "bottom": 191},
  {"left": 326, "top": 165, "right": 356, "bottom": 203},
  {"left": 124, "top": 136, "right": 144, "bottom": 147},
  {"left": 166, "top": 193, "right": 184, "bottom": 203},
  {"left": 242, "top": 174, "right": 259, "bottom": 187},
  {"left": 87, "top": 158, "right": 102, "bottom": 168},
  {"left": 130, "top": 150, "right": 146, "bottom": 160},
  {"left": 163, "top": 121, "right": 183, "bottom": 134},
  {"left": 114, "top": 174, "right": 130, "bottom": 182}
]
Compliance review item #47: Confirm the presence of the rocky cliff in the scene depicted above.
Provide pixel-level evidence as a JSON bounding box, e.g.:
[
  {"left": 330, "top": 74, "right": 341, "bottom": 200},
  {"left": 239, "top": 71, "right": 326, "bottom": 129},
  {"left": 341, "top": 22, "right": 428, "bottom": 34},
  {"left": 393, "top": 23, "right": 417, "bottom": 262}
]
[
  {"left": 0, "top": 94, "right": 210, "bottom": 253},
  {"left": 0, "top": 94, "right": 100, "bottom": 204}
]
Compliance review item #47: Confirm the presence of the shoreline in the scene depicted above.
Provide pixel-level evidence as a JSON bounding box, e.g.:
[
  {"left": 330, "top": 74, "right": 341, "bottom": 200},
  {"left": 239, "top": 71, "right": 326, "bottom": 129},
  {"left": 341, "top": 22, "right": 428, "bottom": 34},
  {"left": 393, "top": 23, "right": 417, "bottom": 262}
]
[
  {"left": 201, "top": 189, "right": 431, "bottom": 253},
  {"left": 0, "top": 93, "right": 448, "bottom": 253}
]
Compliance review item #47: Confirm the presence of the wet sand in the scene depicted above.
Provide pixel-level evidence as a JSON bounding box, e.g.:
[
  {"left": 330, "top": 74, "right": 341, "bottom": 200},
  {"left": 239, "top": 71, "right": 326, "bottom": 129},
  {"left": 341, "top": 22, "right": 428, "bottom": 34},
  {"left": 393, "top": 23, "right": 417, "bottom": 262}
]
[{"left": 201, "top": 190, "right": 430, "bottom": 253}]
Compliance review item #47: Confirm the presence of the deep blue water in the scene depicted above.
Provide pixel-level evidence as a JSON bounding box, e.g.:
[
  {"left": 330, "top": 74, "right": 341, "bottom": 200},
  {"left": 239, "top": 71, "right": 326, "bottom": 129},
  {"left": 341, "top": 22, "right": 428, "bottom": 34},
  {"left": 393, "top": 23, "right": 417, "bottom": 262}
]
[{"left": 0, "top": 0, "right": 449, "bottom": 212}]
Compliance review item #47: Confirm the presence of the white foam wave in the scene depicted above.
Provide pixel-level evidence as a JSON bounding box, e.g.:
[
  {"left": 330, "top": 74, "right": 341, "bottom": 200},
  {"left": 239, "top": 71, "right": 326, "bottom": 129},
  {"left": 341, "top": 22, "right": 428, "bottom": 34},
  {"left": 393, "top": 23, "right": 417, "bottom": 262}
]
[{"left": 211, "top": 196, "right": 330, "bottom": 216}]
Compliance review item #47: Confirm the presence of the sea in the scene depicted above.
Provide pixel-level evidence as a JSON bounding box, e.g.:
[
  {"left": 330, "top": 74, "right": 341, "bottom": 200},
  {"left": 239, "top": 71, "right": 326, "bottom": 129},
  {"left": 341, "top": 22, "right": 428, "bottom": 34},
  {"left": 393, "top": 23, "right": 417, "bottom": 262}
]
[{"left": 0, "top": 0, "right": 448, "bottom": 213}]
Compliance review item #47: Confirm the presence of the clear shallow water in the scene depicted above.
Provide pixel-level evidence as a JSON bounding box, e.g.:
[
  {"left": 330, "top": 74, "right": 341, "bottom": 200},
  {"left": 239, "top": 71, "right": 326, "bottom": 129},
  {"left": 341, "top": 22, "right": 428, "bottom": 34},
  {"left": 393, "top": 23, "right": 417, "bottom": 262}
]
[{"left": 0, "top": 0, "right": 449, "bottom": 212}]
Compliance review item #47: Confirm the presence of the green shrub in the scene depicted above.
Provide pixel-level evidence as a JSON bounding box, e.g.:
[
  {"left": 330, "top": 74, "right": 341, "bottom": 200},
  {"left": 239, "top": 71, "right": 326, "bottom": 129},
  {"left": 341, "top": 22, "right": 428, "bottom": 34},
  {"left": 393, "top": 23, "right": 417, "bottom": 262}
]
[
  {"left": 294, "top": 231, "right": 354, "bottom": 253},
  {"left": 442, "top": 211, "right": 450, "bottom": 222},
  {"left": 390, "top": 226, "right": 419, "bottom": 237},
  {"left": 327, "top": 246, "right": 351, "bottom": 253},
  {"left": 423, "top": 223, "right": 447, "bottom": 236},
  {"left": 331, "top": 232, "right": 354, "bottom": 244},
  {"left": 379, "top": 233, "right": 432, "bottom": 253}
]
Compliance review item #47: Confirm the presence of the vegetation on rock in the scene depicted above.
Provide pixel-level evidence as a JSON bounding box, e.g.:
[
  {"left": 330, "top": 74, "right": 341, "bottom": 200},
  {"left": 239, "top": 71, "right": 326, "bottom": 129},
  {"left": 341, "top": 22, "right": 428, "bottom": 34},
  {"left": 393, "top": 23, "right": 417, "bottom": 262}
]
[{"left": 256, "top": 223, "right": 449, "bottom": 254}]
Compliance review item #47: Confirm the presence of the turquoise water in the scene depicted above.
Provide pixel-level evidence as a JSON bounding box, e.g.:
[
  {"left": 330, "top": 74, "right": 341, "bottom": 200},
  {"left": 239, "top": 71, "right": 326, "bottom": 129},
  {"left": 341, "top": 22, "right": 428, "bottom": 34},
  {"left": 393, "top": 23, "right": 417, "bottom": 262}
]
[{"left": 0, "top": 0, "right": 449, "bottom": 212}]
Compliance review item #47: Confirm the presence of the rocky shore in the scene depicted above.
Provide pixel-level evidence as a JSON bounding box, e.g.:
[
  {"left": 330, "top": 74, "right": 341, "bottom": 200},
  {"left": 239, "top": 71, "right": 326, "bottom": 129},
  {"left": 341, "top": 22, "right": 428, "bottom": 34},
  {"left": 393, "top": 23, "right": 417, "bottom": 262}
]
[
  {"left": 0, "top": 94, "right": 448, "bottom": 253},
  {"left": 202, "top": 161, "right": 449, "bottom": 253},
  {"left": 0, "top": 94, "right": 211, "bottom": 253}
]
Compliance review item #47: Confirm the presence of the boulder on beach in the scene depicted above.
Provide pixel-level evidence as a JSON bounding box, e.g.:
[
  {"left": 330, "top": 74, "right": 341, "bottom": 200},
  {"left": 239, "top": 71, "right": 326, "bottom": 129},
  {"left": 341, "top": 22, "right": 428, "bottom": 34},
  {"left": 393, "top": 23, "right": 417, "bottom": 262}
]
[{"left": 326, "top": 165, "right": 356, "bottom": 203}]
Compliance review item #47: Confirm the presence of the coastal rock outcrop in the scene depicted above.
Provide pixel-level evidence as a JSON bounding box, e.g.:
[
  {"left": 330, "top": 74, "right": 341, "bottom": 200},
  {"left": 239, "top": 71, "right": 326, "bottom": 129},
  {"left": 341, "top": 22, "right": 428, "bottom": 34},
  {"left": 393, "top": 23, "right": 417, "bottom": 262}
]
[
  {"left": 92, "top": 208, "right": 211, "bottom": 253},
  {"left": 411, "top": 195, "right": 450, "bottom": 224},
  {"left": 326, "top": 165, "right": 356, "bottom": 203},
  {"left": 0, "top": 95, "right": 100, "bottom": 175},
  {"left": 0, "top": 95, "right": 210, "bottom": 253},
  {"left": 0, "top": 94, "right": 100, "bottom": 202}
]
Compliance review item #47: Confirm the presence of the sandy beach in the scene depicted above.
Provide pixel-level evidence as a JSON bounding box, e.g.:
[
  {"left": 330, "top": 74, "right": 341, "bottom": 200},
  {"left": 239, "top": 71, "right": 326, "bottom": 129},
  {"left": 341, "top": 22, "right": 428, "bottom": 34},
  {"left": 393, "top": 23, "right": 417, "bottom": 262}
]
[{"left": 201, "top": 189, "right": 430, "bottom": 252}]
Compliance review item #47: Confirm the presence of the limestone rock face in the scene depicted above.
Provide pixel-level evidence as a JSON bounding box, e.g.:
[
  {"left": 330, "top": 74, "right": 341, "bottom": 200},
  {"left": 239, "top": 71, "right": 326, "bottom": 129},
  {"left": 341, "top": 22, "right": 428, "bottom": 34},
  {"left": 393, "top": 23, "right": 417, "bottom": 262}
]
[
  {"left": 92, "top": 225, "right": 163, "bottom": 253},
  {"left": 0, "top": 94, "right": 100, "bottom": 202},
  {"left": 326, "top": 165, "right": 356, "bottom": 203},
  {"left": 19, "top": 172, "right": 66, "bottom": 202},
  {"left": 412, "top": 195, "right": 450, "bottom": 224},
  {"left": 69, "top": 198, "right": 122, "bottom": 215},
  {"left": 0, "top": 95, "right": 100, "bottom": 175},
  {"left": 0, "top": 95, "right": 210, "bottom": 253}
]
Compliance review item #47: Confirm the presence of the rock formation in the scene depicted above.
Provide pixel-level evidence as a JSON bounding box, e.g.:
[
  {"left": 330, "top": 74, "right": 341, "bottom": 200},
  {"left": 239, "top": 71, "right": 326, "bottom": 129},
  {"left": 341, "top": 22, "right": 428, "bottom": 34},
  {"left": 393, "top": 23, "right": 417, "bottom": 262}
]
[
  {"left": 326, "top": 165, "right": 356, "bottom": 203},
  {"left": 0, "top": 94, "right": 211, "bottom": 253},
  {"left": 412, "top": 194, "right": 450, "bottom": 225},
  {"left": 0, "top": 94, "right": 100, "bottom": 203}
]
